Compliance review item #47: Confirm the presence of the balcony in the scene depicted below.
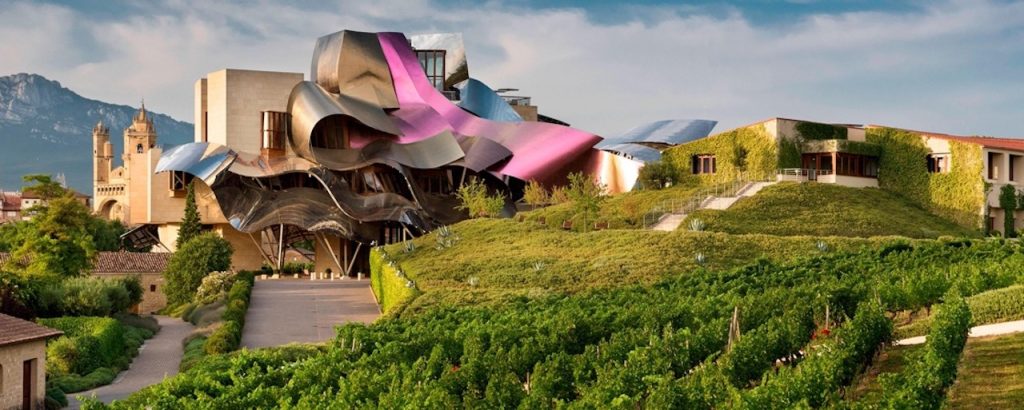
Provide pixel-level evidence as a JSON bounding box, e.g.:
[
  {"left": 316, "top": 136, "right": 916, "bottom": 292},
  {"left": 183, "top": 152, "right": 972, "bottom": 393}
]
[{"left": 777, "top": 168, "right": 878, "bottom": 188}]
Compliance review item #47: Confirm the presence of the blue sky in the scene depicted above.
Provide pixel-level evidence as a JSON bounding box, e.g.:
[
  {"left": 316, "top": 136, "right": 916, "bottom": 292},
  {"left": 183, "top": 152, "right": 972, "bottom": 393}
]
[{"left": 3, "top": 0, "right": 1024, "bottom": 138}]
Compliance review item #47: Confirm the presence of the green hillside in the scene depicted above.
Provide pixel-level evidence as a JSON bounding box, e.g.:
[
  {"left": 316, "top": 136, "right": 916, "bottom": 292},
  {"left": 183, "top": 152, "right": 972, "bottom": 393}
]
[
  {"left": 385, "top": 218, "right": 901, "bottom": 312},
  {"left": 685, "top": 182, "right": 978, "bottom": 238}
]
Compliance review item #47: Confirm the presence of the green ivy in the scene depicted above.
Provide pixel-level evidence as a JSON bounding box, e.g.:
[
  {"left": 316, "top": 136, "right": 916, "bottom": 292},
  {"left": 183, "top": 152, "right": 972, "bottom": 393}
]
[
  {"left": 999, "top": 184, "right": 1017, "bottom": 238},
  {"left": 662, "top": 124, "right": 779, "bottom": 185},
  {"left": 866, "top": 128, "right": 985, "bottom": 229},
  {"left": 795, "top": 121, "right": 848, "bottom": 140}
]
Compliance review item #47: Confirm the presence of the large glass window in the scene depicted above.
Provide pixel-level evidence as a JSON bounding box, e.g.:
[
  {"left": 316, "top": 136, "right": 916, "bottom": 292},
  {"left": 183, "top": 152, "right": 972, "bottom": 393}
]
[{"left": 416, "top": 49, "right": 446, "bottom": 91}]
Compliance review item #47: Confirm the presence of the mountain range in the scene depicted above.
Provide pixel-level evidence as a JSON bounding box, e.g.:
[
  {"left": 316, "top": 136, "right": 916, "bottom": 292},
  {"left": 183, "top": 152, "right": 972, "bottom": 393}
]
[{"left": 0, "top": 73, "right": 192, "bottom": 194}]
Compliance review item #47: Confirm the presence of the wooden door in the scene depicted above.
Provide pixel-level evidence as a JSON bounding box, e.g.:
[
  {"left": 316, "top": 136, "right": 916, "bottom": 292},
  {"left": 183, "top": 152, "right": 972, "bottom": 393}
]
[{"left": 23, "top": 358, "right": 36, "bottom": 410}]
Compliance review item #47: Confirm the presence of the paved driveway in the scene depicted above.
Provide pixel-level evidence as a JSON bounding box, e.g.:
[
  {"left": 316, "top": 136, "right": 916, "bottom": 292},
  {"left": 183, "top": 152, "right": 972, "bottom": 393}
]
[
  {"left": 241, "top": 278, "right": 380, "bottom": 349},
  {"left": 70, "top": 316, "right": 194, "bottom": 408}
]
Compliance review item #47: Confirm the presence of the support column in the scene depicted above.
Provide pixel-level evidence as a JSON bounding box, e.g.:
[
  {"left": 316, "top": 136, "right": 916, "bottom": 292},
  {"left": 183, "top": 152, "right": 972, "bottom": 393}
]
[{"left": 277, "top": 224, "right": 285, "bottom": 272}]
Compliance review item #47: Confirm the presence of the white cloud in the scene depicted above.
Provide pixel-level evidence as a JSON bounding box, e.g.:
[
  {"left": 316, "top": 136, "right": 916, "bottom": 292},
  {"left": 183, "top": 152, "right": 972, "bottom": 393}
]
[{"left": 1, "top": 0, "right": 1023, "bottom": 137}]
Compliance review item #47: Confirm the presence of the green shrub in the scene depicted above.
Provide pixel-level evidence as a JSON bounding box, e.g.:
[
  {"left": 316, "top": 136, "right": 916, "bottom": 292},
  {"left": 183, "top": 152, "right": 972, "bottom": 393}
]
[
  {"left": 179, "top": 336, "right": 208, "bottom": 372},
  {"left": 48, "top": 367, "right": 117, "bottom": 394},
  {"left": 205, "top": 321, "right": 241, "bottom": 354},
  {"left": 34, "top": 276, "right": 143, "bottom": 317},
  {"left": 637, "top": 161, "right": 678, "bottom": 189},
  {"left": 163, "top": 232, "right": 233, "bottom": 305},
  {"left": 456, "top": 178, "right": 506, "bottom": 218},
  {"left": 45, "top": 385, "right": 67, "bottom": 409},
  {"left": 184, "top": 299, "right": 226, "bottom": 327},
  {"left": 40, "top": 316, "right": 125, "bottom": 376},
  {"left": 193, "top": 270, "right": 236, "bottom": 302}
]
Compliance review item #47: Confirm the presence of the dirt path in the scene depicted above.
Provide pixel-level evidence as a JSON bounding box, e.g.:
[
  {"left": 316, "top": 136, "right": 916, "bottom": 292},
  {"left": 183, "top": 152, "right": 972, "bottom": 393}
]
[
  {"left": 69, "top": 316, "right": 194, "bottom": 408},
  {"left": 895, "top": 319, "right": 1024, "bottom": 346}
]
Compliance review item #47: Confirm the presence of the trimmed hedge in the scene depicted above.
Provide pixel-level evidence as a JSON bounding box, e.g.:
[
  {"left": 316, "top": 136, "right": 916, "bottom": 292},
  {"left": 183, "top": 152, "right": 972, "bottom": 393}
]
[
  {"left": 40, "top": 316, "right": 156, "bottom": 394},
  {"left": 202, "top": 271, "right": 254, "bottom": 355},
  {"left": 370, "top": 247, "right": 416, "bottom": 314}
]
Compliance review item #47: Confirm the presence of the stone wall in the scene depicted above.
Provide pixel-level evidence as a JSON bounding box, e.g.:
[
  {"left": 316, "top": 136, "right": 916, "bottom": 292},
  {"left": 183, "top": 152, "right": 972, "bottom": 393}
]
[{"left": 0, "top": 340, "right": 46, "bottom": 410}]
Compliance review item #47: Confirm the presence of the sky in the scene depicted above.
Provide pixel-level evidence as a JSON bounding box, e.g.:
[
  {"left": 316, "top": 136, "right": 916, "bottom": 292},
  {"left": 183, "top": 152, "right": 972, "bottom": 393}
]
[{"left": 3, "top": 0, "right": 1024, "bottom": 137}]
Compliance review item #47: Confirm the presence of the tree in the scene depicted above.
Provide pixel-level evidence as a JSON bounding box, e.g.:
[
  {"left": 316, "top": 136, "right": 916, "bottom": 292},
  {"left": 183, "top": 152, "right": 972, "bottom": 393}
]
[
  {"left": 177, "top": 181, "right": 202, "bottom": 249},
  {"left": 7, "top": 197, "right": 95, "bottom": 278},
  {"left": 22, "top": 174, "right": 68, "bottom": 201},
  {"left": 999, "top": 184, "right": 1017, "bottom": 238},
  {"left": 522, "top": 180, "right": 550, "bottom": 207},
  {"left": 637, "top": 161, "right": 678, "bottom": 190},
  {"left": 567, "top": 172, "right": 606, "bottom": 232},
  {"left": 455, "top": 178, "right": 505, "bottom": 218},
  {"left": 163, "top": 232, "right": 233, "bottom": 305},
  {"left": 88, "top": 218, "right": 126, "bottom": 251}
]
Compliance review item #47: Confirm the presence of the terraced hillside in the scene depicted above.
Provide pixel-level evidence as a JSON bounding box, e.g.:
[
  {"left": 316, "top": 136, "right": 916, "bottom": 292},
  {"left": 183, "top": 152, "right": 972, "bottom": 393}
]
[{"left": 685, "top": 182, "right": 978, "bottom": 238}]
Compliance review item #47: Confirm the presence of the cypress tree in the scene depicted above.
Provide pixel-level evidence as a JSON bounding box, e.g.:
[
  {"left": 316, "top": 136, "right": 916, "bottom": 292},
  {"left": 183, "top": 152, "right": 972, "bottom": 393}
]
[{"left": 177, "top": 181, "right": 202, "bottom": 249}]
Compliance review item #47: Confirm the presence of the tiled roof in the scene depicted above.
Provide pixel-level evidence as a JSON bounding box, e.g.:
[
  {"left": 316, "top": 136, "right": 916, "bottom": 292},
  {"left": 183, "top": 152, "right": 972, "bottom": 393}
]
[
  {"left": 0, "top": 251, "right": 170, "bottom": 274},
  {"left": 0, "top": 192, "right": 20, "bottom": 211},
  {"left": 867, "top": 125, "right": 1024, "bottom": 152},
  {"left": 92, "top": 251, "right": 171, "bottom": 273},
  {"left": 0, "top": 313, "right": 63, "bottom": 347}
]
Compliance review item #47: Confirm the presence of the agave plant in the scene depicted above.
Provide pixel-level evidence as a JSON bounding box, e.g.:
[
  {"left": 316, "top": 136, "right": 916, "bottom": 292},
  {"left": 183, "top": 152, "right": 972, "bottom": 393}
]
[
  {"left": 467, "top": 276, "right": 479, "bottom": 287},
  {"left": 435, "top": 225, "right": 460, "bottom": 250},
  {"left": 688, "top": 218, "right": 706, "bottom": 232},
  {"left": 533, "top": 261, "right": 546, "bottom": 272},
  {"left": 695, "top": 252, "right": 707, "bottom": 266},
  {"left": 816, "top": 240, "right": 830, "bottom": 253},
  {"left": 403, "top": 240, "right": 416, "bottom": 253}
]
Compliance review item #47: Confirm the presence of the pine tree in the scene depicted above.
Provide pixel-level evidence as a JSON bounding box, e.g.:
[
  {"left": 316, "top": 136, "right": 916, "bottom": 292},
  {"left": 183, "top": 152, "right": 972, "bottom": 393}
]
[{"left": 177, "top": 181, "right": 202, "bottom": 249}]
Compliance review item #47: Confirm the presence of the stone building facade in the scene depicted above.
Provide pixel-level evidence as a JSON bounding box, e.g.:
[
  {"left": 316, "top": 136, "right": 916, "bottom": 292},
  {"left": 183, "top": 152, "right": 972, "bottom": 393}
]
[{"left": 0, "top": 314, "right": 62, "bottom": 410}]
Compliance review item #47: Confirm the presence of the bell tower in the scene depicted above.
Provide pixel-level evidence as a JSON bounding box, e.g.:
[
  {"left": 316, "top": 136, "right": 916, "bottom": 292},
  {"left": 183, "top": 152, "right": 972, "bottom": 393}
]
[
  {"left": 123, "top": 101, "right": 158, "bottom": 163},
  {"left": 93, "top": 121, "right": 112, "bottom": 184}
]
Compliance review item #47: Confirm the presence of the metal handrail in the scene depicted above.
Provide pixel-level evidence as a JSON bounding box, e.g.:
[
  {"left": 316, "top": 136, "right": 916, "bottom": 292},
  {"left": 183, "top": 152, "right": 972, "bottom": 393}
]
[{"left": 643, "top": 176, "right": 770, "bottom": 229}]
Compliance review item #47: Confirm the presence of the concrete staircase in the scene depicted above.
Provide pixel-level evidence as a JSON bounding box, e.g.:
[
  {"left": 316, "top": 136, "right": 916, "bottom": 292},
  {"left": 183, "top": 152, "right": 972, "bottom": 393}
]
[{"left": 649, "top": 181, "right": 776, "bottom": 231}]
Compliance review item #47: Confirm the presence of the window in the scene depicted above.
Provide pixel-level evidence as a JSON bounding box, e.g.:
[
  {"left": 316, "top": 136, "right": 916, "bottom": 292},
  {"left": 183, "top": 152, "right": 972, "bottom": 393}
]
[
  {"left": 150, "top": 284, "right": 157, "bottom": 292},
  {"left": 416, "top": 49, "right": 446, "bottom": 91},
  {"left": 927, "top": 154, "right": 950, "bottom": 173},
  {"left": 691, "top": 154, "right": 716, "bottom": 174},
  {"left": 170, "top": 171, "right": 194, "bottom": 192},
  {"left": 136, "top": 143, "right": 144, "bottom": 153},
  {"left": 261, "top": 111, "right": 289, "bottom": 150}
]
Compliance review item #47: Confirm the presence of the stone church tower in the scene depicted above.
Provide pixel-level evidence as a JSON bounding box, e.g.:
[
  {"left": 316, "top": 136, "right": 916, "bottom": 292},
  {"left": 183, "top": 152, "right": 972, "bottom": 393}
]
[
  {"left": 92, "top": 122, "right": 112, "bottom": 184},
  {"left": 93, "top": 104, "right": 159, "bottom": 223}
]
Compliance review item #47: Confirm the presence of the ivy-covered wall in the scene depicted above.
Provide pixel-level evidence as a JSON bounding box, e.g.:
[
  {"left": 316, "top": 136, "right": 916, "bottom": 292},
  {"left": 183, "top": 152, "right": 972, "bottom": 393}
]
[
  {"left": 795, "top": 121, "right": 848, "bottom": 141},
  {"left": 662, "top": 123, "right": 778, "bottom": 185},
  {"left": 865, "top": 127, "right": 985, "bottom": 229}
]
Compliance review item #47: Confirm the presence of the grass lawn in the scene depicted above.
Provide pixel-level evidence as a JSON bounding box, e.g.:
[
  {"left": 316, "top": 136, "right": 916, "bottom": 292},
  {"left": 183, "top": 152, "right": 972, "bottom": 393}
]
[
  {"left": 946, "top": 332, "right": 1024, "bottom": 408},
  {"left": 521, "top": 183, "right": 701, "bottom": 230},
  {"left": 684, "top": 182, "right": 978, "bottom": 238},
  {"left": 386, "top": 218, "right": 909, "bottom": 312}
]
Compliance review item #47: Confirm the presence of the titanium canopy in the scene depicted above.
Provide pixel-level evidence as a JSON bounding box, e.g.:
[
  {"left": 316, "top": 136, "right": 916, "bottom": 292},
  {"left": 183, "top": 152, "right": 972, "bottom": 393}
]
[
  {"left": 597, "top": 119, "right": 718, "bottom": 162},
  {"left": 157, "top": 29, "right": 650, "bottom": 243}
]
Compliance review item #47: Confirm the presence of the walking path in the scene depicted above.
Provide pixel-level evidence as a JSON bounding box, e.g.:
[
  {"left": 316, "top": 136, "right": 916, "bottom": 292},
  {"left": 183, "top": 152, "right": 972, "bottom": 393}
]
[
  {"left": 69, "top": 316, "right": 194, "bottom": 409},
  {"left": 241, "top": 278, "right": 380, "bottom": 349},
  {"left": 895, "top": 319, "right": 1024, "bottom": 346}
]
